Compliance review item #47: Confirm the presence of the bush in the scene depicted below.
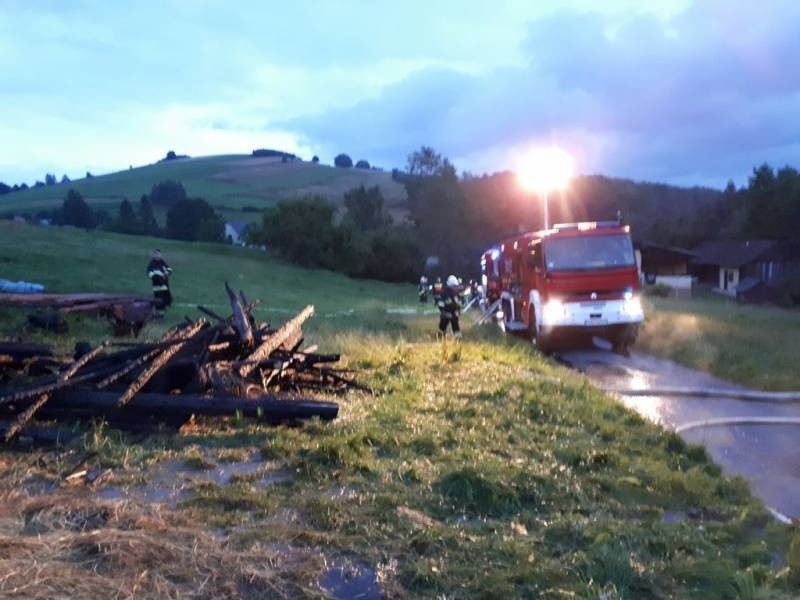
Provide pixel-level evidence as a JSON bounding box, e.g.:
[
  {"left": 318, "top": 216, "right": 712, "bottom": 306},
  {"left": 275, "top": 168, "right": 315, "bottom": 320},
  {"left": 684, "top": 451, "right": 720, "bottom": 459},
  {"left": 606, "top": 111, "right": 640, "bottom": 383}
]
[
  {"left": 334, "top": 153, "right": 353, "bottom": 168},
  {"left": 311, "top": 155, "right": 320, "bottom": 164},
  {"left": 644, "top": 283, "right": 672, "bottom": 297},
  {"left": 166, "top": 198, "right": 224, "bottom": 242},
  {"left": 60, "top": 189, "right": 96, "bottom": 229},
  {"left": 355, "top": 159, "right": 370, "bottom": 169},
  {"left": 776, "top": 274, "right": 800, "bottom": 307},
  {"left": 149, "top": 180, "right": 188, "bottom": 207}
]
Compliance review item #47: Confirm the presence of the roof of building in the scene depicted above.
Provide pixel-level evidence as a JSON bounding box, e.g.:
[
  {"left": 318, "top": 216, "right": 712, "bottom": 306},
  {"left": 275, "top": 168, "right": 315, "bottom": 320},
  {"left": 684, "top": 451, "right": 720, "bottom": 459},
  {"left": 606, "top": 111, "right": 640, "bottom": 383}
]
[
  {"left": 692, "top": 240, "right": 777, "bottom": 268},
  {"left": 225, "top": 221, "right": 250, "bottom": 235}
]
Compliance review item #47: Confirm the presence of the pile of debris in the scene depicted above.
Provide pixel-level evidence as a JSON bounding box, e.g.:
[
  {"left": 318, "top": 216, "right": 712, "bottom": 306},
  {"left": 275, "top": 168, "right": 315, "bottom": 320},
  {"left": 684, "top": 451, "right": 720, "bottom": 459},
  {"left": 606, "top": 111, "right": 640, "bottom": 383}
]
[
  {"left": 0, "top": 292, "right": 156, "bottom": 336},
  {"left": 0, "top": 284, "right": 358, "bottom": 443}
]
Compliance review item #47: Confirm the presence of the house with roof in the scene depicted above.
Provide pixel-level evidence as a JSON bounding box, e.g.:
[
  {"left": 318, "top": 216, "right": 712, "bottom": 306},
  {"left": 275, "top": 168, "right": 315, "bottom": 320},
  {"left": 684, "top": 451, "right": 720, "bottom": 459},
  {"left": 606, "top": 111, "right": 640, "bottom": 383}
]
[
  {"left": 637, "top": 242, "right": 698, "bottom": 298},
  {"left": 224, "top": 221, "right": 250, "bottom": 246},
  {"left": 690, "top": 240, "right": 793, "bottom": 300}
]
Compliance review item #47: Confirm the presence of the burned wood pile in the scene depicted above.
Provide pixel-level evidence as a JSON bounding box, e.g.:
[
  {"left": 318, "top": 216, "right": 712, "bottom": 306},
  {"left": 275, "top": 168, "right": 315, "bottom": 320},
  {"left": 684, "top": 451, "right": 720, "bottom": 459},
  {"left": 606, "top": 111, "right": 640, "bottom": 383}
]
[
  {"left": 0, "top": 292, "right": 156, "bottom": 336},
  {"left": 0, "top": 285, "right": 357, "bottom": 443}
]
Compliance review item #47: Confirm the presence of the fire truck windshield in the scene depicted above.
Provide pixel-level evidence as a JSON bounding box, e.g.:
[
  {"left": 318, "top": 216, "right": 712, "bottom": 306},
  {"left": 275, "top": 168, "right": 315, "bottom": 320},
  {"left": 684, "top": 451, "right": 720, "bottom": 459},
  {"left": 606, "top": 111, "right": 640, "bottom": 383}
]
[{"left": 544, "top": 234, "right": 635, "bottom": 271}]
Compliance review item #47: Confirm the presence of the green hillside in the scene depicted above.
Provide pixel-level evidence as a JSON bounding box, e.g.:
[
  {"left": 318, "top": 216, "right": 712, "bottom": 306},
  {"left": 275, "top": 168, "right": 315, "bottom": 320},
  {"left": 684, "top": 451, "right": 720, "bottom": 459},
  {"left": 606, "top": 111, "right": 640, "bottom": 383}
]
[{"left": 0, "top": 155, "right": 407, "bottom": 224}]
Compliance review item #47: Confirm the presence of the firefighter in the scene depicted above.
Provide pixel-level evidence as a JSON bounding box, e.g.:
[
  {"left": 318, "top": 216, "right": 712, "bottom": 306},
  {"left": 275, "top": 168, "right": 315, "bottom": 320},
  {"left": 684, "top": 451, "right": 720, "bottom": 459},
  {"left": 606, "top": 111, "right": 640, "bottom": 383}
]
[
  {"left": 418, "top": 275, "right": 429, "bottom": 303},
  {"left": 147, "top": 249, "right": 173, "bottom": 310},
  {"left": 432, "top": 276, "right": 444, "bottom": 303},
  {"left": 437, "top": 275, "right": 462, "bottom": 338}
]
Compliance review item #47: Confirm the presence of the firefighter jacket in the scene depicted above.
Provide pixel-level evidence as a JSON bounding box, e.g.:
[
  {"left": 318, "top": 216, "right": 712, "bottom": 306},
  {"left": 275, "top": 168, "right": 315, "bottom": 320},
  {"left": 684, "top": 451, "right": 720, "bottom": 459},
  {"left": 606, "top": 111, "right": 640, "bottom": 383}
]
[
  {"left": 436, "top": 287, "right": 462, "bottom": 318},
  {"left": 147, "top": 259, "right": 173, "bottom": 292}
]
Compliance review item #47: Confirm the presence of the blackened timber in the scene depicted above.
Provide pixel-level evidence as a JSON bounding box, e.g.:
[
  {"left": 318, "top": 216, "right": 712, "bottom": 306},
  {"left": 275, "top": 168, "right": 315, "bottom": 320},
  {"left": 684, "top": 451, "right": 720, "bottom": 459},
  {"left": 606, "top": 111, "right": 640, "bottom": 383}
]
[
  {"left": 225, "top": 282, "right": 255, "bottom": 347},
  {"left": 240, "top": 305, "right": 314, "bottom": 377},
  {"left": 37, "top": 389, "right": 339, "bottom": 422},
  {"left": 0, "top": 342, "right": 53, "bottom": 360},
  {"left": 117, "top": 319, "right": 208, "bottom": 407}
]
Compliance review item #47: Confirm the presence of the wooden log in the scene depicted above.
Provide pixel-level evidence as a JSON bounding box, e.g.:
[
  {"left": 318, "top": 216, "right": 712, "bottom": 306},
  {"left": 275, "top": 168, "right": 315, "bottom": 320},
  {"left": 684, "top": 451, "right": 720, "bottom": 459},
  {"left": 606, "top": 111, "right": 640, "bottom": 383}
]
[
  {"left": 240, "top": 305, "right": 314, "bottom": 377},
  {"left": 225, "top": 282, "right": 254, "bottom": 347},
  {"left": 4, "top": 341, "right": 109, "bottom": 442},
  {"left": 0, "top": 419, "right": 82, "bottom": 444},
  {"left": 197, "top": 305, "right": 228, "bottom": 324},
  {"left": 0, "top": 293, "right": 152, "bottom": 308},
  {"left": 28, "top": 389, "right": 339, "bottom": 422},
  {"left": 117, "top": 319, "right": 208, "bottom": 406},
  {"left": 0, "top": 342, "right": 53, "bottom": 360}
]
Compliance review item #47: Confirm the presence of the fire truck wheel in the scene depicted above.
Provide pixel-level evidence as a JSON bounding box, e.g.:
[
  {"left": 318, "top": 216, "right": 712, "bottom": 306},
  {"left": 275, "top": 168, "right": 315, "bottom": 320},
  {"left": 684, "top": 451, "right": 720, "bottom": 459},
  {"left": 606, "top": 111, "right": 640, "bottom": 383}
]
[
  {"left": 528, "top": 307, "right": 552, "bottom": 354},
  {"left": 612, "top": 324, "right": 638, "bottom": 356}
]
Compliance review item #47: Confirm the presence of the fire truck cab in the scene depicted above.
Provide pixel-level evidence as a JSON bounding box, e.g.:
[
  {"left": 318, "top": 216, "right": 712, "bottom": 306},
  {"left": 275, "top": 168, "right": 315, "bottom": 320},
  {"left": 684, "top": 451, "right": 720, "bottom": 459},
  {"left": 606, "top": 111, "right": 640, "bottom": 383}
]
[
  {"left": 491, "top": 221, "right": 643, "bottom": 353},
  {"left": 480, "top": 247, "right": 502, "bottom": 305}
]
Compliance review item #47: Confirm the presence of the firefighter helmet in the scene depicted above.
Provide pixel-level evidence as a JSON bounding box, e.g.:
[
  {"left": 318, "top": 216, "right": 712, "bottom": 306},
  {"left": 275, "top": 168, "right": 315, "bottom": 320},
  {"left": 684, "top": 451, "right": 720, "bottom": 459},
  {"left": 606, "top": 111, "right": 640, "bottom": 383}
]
[{"left": 446, "top": 275, "right": 459, "bottom": 288}]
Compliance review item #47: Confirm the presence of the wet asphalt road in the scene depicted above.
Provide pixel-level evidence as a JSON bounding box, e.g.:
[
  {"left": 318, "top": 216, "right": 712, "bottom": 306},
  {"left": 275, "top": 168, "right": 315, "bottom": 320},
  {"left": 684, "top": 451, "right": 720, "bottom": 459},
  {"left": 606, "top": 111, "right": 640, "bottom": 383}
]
[{"left": 559, "top": 343, "right": 800, "bottom": 519}]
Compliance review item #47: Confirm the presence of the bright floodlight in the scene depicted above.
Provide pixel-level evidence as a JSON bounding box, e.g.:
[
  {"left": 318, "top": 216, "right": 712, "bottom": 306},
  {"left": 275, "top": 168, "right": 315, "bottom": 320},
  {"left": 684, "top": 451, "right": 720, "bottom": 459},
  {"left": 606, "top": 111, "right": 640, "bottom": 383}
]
[{"left": 517, "top": 146, "right": 575, "bottom": 193}]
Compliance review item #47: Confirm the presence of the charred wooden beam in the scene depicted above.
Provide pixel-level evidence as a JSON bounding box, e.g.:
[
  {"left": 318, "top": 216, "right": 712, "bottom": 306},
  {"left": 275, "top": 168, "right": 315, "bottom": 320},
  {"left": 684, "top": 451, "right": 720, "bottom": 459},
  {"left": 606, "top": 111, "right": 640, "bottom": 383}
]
[
  {"left": 117, "top": 319, "right": 208, "bottom": 407},
  {"left": 225, "top": 282, "right": 255, "bottom": 347},
  {"left": 240, "top": 305, "right": 314, "bottom": 378},
  {"left": 0, "top": 342, "right": 54, "bottom": 360},
  {"left": 28, "top": 389, "right": 339, "bottom": 422}
]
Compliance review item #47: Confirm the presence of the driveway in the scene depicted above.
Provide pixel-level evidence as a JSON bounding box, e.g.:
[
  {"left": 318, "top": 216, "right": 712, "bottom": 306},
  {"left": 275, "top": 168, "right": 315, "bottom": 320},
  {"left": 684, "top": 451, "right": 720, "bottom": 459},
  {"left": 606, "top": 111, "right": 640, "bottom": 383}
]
[{"left": 559, "top": 344, "right": 800, "bottom": 520}]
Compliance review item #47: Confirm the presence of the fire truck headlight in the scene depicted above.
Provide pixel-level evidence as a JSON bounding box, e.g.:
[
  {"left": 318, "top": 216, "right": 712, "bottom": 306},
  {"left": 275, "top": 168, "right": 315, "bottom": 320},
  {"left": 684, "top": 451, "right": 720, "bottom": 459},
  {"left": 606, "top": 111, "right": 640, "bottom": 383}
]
[
  {"left": 542, "top": 299, "right": 566, "bottom": 323},
  {"left": 622, "top": 295, "right": 643, "bottom": 317}
]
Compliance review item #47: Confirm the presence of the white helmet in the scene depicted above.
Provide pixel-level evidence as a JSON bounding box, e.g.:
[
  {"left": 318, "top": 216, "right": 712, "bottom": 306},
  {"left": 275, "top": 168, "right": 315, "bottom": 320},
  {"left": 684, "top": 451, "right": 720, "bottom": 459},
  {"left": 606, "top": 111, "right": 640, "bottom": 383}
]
[{"left": 446, "top": 275, "right": 459, "bottom": 288}]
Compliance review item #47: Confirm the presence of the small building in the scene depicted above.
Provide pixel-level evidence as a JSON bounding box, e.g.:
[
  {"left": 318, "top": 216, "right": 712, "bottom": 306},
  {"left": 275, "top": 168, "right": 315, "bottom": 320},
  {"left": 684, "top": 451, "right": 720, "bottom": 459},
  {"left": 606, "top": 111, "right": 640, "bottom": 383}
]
[
  {"left": 637, "top": 242, "right": 697, "bottom": 298},
  {"left": 224, "top": 221, "right": 250, "bottom": 246},
  {"left": 691, "top": 240, "right": 787, "bottom": 299}
]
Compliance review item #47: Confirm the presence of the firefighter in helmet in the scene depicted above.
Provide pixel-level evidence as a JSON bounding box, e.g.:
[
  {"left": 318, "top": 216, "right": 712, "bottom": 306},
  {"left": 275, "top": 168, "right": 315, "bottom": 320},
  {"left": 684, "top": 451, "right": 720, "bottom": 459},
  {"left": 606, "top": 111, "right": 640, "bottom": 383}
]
[
  {"left": 437, "top": 275, "right": 462, "bottom": 338},
  {"left": 432, "top": 276, "right": 444, "bottom": 303},
  {"left": 418, "top": 275, "right": 429, "bottom": 303},
  {"left": 147, "top": 249, "right": 173, "bottom": 310}
]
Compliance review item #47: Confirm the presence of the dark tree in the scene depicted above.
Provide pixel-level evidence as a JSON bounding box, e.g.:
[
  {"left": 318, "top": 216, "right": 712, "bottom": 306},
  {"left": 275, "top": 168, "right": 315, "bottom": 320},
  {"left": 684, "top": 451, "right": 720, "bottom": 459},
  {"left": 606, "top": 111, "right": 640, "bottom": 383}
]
[
  {"left": 149, "top": 180, "right": 188, "bottom": 207},
  {"left": 406, "top": 146, "right": 452, "bottom": 177},
  {"left": 166, "top": 198, "right": 224, "bottom": 242},
  {"left": 0, "top": 182, "right": 11, "bottom": 195},
  {"left": 111, "top": 199, "right": 138, "bottom": 234},
  {"left": 86, "top": 171, "right": 93, "bottom": 178},
  {"left": 343, "top": 185, "right": 389, "bottom": 231},
  {"left": 45, "top": 173, "right": 57, "bottom": 186},
  {"left": 137, "top": 195, "right": 160, "bottom": 235},
  {"left": 355, "top": 159, "right": 370, "bottom": 169},
  {"left": 61, "top": 189, "right": 96, "bottom": 229},
  {"left": 20, "top": 183, "right": 28, "bottom": 190},
  {"left": 60, "top": 174, "right": 71, "bottom": 184},
  {"left": 311, "top": 155, "right": 320, "bottom": 164},
  {"left": 165, "top": 150, "right": 177, "bottom": 160},
  {"left": 34, "top": 181, "right": 45, "bottom": 188},
  {"left": 334, "top": 153, "right": 353, "bottom": 168}
]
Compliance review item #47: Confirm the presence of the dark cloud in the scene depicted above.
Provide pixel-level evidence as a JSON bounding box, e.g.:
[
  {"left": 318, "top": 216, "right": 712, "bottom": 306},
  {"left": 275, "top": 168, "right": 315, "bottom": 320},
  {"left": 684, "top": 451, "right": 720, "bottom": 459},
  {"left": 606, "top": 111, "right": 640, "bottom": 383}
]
[{"left": 282, "top": 2, "right": 800, "bottom": 186}]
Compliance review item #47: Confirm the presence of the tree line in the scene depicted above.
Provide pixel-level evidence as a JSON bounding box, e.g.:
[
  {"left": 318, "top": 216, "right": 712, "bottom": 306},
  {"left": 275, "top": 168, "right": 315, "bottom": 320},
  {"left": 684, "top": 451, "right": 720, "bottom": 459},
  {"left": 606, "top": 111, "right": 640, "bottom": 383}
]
[{"left": 20, "top": 180, "right": 225, "bottom": 243}]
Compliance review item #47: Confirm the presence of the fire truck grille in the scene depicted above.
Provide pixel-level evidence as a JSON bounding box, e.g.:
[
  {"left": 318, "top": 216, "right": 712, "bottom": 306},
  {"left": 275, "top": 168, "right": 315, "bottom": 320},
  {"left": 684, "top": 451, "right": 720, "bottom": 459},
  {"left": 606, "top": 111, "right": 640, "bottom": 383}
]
[{"left": 563, "top": 290, "right": 627, "bottom": 302}]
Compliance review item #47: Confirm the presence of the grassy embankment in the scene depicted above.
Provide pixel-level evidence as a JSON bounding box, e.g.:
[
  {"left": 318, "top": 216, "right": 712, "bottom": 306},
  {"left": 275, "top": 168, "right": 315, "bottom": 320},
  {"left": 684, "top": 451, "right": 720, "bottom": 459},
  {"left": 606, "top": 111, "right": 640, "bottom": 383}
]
[
  {"left": 0, "top": 154, "right": 407, "bottom": 225},
  {"left": 638, "top": 294, "right": 800, "bottom": 391},
  {"left": 0, "top": 222, "right": 798, "bottom": 597}
]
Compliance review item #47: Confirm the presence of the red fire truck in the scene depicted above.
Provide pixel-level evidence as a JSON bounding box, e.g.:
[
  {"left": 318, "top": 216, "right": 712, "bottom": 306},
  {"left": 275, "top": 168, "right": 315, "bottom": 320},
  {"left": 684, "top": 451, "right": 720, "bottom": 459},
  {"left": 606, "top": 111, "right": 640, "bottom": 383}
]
[{"left": 483, "top": 221, "right": 643, "bottom": 353}]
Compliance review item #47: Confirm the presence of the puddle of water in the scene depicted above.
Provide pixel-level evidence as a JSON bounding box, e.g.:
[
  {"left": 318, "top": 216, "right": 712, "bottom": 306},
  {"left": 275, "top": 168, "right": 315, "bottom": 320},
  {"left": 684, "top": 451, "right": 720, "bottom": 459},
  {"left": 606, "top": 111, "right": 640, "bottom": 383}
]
[
  {"left": 320, "top": 562, "right": 380, "bottom": 600},
  {"left": 94, "top": 457, "right": 292, "bottom": 508}
]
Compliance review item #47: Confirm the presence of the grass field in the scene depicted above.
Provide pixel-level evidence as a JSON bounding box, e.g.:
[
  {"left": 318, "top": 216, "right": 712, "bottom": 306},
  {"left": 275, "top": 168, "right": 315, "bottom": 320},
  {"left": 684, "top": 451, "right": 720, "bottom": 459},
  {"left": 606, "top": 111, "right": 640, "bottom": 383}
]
[
  {"left": 1, "top": 223, "right": 799, "bottom": 597},
  {"left": 0, "top": 154, "right": 407, "bottom": 225},
  {"left": 638, "top": 294, "right": 800, "bottom": 391}
]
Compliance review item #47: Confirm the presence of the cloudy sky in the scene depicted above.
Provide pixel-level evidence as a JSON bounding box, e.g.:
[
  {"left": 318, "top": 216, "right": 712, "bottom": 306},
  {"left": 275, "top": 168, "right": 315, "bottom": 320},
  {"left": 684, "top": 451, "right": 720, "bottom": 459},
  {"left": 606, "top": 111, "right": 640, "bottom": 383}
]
[{"left": 1, "top": 0, "right": 798, "bottom": 187}]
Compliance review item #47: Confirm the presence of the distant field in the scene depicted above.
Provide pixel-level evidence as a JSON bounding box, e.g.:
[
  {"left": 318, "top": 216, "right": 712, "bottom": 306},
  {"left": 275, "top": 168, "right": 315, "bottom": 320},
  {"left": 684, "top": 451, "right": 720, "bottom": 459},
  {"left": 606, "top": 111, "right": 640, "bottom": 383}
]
[
  {"left": 0, "top": 155, "right": 407, "bottom": 223},
  {"left": 0, "top": 221, "right": 414, "bottom": 350},
  {"left": 638, "top": 294, "right": 800, "bottom": 390}
]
